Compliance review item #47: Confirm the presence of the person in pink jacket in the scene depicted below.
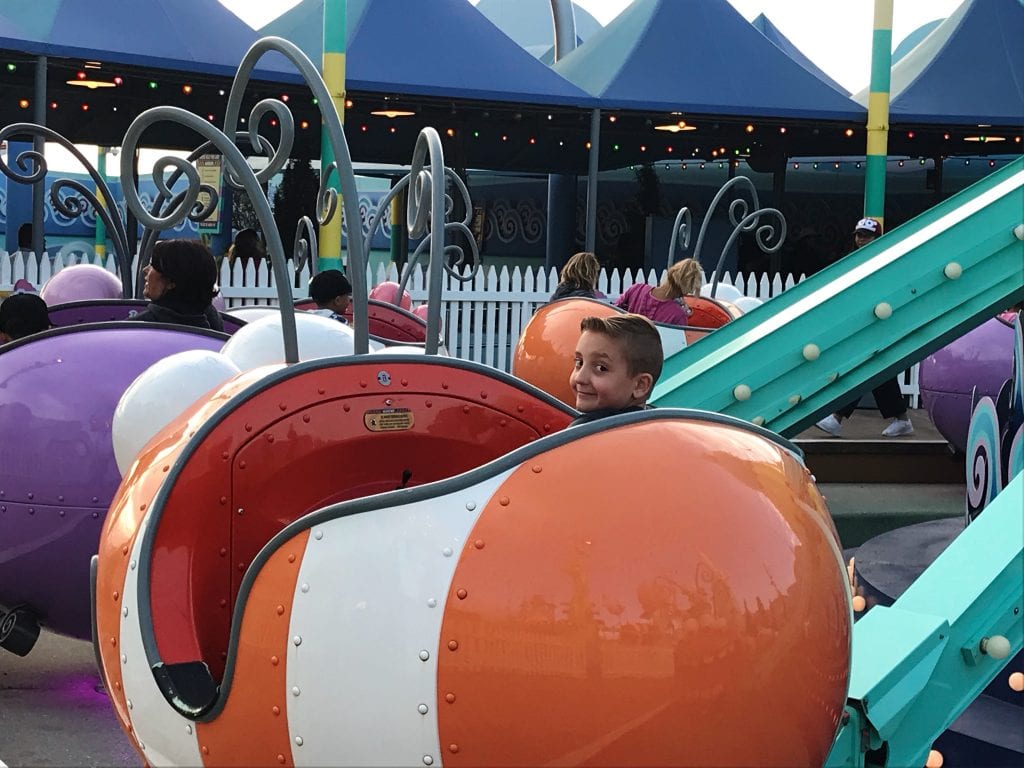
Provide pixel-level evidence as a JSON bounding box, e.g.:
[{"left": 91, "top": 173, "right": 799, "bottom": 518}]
[{"left": 615, "top": 258, "right": 702, "bottom": 326}]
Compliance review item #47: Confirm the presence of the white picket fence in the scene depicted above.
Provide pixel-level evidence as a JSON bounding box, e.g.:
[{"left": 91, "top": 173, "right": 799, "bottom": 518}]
[{"left": 1, "top": 250, "right": 919, "bottom": 406}]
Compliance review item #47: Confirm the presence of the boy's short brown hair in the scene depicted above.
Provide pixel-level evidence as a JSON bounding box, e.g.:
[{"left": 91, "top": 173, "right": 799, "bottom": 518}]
[{"left": 579, "top": 313, "right": 663, "bottom": 383}]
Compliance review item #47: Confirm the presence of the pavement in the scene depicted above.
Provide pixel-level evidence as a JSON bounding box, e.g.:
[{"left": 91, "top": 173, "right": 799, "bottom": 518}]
[{"left": 0, "top": 630, "right": 136, "bottom": 768}]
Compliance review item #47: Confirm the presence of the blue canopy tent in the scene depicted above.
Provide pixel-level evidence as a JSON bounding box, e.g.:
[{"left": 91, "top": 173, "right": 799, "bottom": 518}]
[
  {"left": 751, "top": 13, "right": 848, "bottom": 96},
  {"left": 260, "top": 0, "right": 595, "bottom": 107},
  {"left": 0, "top": 0, "right": 303, "bottom": 254},
  {"left": 0, "top": 0, "right": 278, "bottom": 79},
  {"left": 552, "top": 0, "right": 865, "bottom": 122},
  {"left": 854, "top": 0, "right": 1024, "bottom": 127},
  {"left": 257, "top": 0, "right": 602, "bottom": 173},
  {"left": 0, "top": 0, "right": 305, "bottom": 152},
  {"left": 544, "top": 0, "right": 869, "bottom": 184}
]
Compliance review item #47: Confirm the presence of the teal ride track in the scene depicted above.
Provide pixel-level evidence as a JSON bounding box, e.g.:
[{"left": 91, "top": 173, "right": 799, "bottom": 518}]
[
  {"left": 826, "top": 473, "right": 1023, "bottom": 768},
  {"left": 651, "top": 157, "right": 1024, "bottom": 438}
]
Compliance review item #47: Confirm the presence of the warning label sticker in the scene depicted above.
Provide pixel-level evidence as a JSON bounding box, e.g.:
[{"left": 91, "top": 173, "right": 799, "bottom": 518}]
[{"left": 363, "top": 408, "right": 415, "bottom": 432}]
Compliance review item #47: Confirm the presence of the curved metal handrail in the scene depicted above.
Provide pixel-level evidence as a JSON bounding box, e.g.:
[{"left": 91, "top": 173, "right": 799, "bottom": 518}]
[
  {"left": 690, "top": 176, "right": 786, "bottom": 298},
  {"left": 227, "top": 37, "right": 367, "bottom": 354},
  {"left": 364, "top": 166, "right": 481, "bottom": 291},
  {"left": 407, "top": 128, "right": 447, "bottom": 356},
  {"left": 360, "top": 153, "right": 478, "bottom": 353},
  {"left": 121, "top": 37, "right": 373, "bottom": 360},
  {"left": 0, "top": 124, "right": 134, "bottom": 298},
  {"left": 119, "top": 107, "right": 298, "bottom": 358},
  {"left": 135, "top": 132, "right": 274, "bottom": 298},
  {"left": 667, "top": 206, "right": 692, "bottom": 271},
  {"left": 293, "top": 215, "right": 319, "bottom": 281},
  {"left": 708, "top": 208, "right": 786, "bottom": 298}
]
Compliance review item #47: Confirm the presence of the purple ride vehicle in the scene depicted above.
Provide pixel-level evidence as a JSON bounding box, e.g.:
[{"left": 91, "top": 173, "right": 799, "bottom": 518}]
[
  {"left": 919, "top": 313, "right": 1017, "bottom": 453},
  {"left": 0, "top": 322, "right": 228, "bottom": 654},
  {"left": 47, "top": 299, "right": 247, "bottom": 334}
]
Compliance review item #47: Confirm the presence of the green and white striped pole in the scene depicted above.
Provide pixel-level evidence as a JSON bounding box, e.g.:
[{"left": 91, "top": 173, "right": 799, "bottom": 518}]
[
  {"left": 318, "top": 0, "right": 346, "bottom": 271},
  {"left": 864, "top": 0, "right": 894, "bottom": 229}
]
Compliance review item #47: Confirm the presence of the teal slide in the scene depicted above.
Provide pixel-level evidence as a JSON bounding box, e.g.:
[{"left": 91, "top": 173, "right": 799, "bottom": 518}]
[{"left": 652, "top": 157, "right": 1024, "bottom": 438}]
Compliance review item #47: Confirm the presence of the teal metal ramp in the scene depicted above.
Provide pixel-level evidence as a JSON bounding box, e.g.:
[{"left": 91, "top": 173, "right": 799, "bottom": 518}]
[{"left": 651, "top": 158, "right": 1024, "bottom": 438}]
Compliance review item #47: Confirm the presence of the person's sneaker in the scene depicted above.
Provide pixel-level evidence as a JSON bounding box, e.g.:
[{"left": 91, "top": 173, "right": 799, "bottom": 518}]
[
  {"left": 815, "top": 414, "right": 843, "bottom": 437},
  {"left": 882, "top": 418, "right": 915, "bottom": 437}
]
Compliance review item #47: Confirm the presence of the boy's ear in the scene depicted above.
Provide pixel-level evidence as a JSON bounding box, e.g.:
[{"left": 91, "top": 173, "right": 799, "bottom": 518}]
[{"left": 632, "top": 372, "right": 654, "bottom": 400}]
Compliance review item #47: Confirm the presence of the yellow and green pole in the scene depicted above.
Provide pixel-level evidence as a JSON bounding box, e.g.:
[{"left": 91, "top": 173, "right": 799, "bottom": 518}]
[
  {"left": 864, "top": 0, "right": 894, "bottom": 229},
  {"left": 95, "top": 146, "right": 107, "bottom": 260},
  {"left": 318, "top": 0, "right": 346, "bottom": 271},
  {"left": 389, "top": 188, "right": 406, "bottom": 267}
]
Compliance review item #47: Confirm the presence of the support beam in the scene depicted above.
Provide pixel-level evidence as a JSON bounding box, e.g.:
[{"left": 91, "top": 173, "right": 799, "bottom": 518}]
[
  {"left": 585, "top": 109, "right": 601, "bottom": 253},
  {"left": 864, "top": 0, "right": 894, "bottom": 228},
  {"left": 31, "top": 55, "right": 47, "bottom": 260},
  {"left": 318, "top": 0, "right": 346, "bottom": 272}
]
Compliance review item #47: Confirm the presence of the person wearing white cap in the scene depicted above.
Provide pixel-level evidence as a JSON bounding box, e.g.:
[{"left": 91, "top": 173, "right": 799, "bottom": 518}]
[{"left": 816, "top": 217, "right": 915, "bottom": 438}]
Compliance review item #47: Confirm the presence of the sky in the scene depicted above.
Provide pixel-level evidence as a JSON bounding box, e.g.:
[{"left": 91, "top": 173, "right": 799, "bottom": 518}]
[{"left": 219, "top": 0, "right": 965, "bottom": 94}]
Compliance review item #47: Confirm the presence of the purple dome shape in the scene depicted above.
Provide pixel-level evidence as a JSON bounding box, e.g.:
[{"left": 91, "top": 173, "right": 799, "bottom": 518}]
[
  {"left": 39, "top": 264, "right": 124, "bottom": 304},
  {"left": 0, "top": 323, "right": 227, "bottom": 639},
  {"left": 919, "top": 317, "right": 1015, "bottom": 453}
]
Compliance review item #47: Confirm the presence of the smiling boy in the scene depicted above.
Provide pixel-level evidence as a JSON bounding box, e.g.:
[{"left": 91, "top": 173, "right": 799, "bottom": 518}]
[{"left": 569, "top": 314, "right": 663, "bottom": 425}]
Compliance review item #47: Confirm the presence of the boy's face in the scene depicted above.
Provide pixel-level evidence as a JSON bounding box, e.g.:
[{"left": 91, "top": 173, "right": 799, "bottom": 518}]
[
  {"left": 853, "top": 230, "right": 877, "bottom": 249},
  {"left": 330, "top": 293, "right": 352, "bottom": 315},
  {"left": 570, "top": 330, "right": 652, "bottom": 412}
]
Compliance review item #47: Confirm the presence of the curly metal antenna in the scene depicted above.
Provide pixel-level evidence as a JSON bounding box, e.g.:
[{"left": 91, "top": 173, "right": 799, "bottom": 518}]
[
  {"left": 708, "top": 208, "right": 787, "bottom": 298},
  {"left": 293, "top": 216, "right": 319, "bottom": 279},
  {"left": 0, "top": 123, "right": 133, "bottom": 297},
  {"left": 224, "top": 37, "right": 370, "bottom": 353},
  {"left": 667, "top": 206, "right": 692, "bottom": 271},
  {"left": 120, "top": 106, "right": 301, "bottom": 363},
  {"left": 407, "top": 128, "right": 447, "bottom": 356}
]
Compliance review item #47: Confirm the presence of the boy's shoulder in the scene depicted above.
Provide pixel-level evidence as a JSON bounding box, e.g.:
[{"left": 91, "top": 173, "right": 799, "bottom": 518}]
[{"left": 569, "top": 404, "right": 651, "bottom": 427}]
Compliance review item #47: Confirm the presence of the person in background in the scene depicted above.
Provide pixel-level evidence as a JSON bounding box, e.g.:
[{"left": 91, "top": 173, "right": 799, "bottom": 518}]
[
  {"left": 615, "top": 257, "right": 702, "bottom": 326},
  {"left": 308, "top": 269, "right": 353, "bottom": 323},
  {"left": 227, "top": 228, "right": 266, "bottom": 271},
  {"left": 131, "top": 239, "right": 224, "bottom": 331},
  {"left": 816, "top": 217, "right": 914, "bottom": 438},
  {"left": 550, "top": 251, "right": 602, "bottom": 301},
  {"left": 569, "top": 313, "right": 663, "bottom": 426},
  {"left": 0, "top": 292, "right": 50, "bottom": 343},
  {"left": 16, "top": 223, "right": 43, "bottom": 256}
]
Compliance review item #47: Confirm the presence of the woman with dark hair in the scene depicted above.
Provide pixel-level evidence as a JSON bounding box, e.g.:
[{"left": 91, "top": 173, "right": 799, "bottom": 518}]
[
  {"left": 227, "top": 228, "right": 266, "bottom": 271},
  {"left": 131, "top": 239, "right": 224, "bottom": 331}
]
